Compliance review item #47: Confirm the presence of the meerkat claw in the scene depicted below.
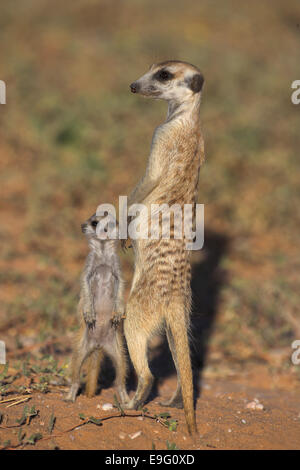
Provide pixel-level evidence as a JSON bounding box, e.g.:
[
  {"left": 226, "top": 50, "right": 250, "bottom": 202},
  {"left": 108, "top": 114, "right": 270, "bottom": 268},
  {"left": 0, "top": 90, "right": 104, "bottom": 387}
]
[
  {"left": 111, "top": 312, "right": 126, "bottom": 329},
  {"left": 85, "top": 318, "right": 96, "bottom": 330}
]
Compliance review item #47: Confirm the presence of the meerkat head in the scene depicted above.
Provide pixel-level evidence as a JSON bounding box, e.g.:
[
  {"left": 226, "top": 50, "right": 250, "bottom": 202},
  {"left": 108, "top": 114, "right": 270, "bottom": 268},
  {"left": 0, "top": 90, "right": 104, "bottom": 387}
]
[
  {"left": 81, "top": 213, "right": 118, "bottom": 241},
  {"left": 130, "top": 60, "right": 204, "bottom": 102}
]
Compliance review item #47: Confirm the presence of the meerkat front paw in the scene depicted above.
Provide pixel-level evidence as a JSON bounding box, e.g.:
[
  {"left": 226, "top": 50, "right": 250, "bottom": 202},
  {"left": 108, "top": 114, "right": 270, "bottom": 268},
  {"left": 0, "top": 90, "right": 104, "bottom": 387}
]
[
  {"left": 111, "top": 309, "right": 126, "bottom": 328},
  {"left": 83, "top": 307, "right": 96, "bottom": 329}
]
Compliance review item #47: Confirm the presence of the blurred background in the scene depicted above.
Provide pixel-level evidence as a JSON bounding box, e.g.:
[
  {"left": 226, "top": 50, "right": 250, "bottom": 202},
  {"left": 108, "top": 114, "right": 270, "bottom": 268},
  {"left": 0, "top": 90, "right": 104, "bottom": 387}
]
[{"left": 0, "top": 0, "right": 299, "bottom": 386}]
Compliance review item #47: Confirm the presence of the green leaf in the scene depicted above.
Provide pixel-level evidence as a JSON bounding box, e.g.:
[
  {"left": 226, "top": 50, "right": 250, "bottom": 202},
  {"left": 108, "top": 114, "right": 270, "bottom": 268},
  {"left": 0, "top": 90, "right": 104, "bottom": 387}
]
[
  {"left": 168, "top": 419, "right": 178, "bottom": 432},
  {"left": 18, "top": 428, "right": 26, "bottom": 443},
  {"left": 0, "top": 363, "right": 8, "bottom": 381},
  {"left": 27, "top": 433, "right": 42, "bottom": 445},
  {"left": 113, "top": 394, "right": 125, "bottom": 416},
  {"left": 48, "top": 412, "right": 56, "bottom": 434},
  {"left": 166, "top": 440, "right": 179, "bottom": 450},
  {"left": 88, "top": 416, "right": 102, "bottom": 426},
  {"left": 16, "top": 405, "right": 38, "bottom": 425},
  {"left": 16, "top": 405, "right": 29, "bottom": 425},
  {"left": 158, "top": 412, "right": 171, "bottom": 419}
]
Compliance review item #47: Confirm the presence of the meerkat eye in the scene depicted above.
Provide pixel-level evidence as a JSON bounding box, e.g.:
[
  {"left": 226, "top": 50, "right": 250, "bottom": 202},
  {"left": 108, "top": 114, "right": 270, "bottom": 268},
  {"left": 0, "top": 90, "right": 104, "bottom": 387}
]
[
  {"left": 91, "top": 221, "right": 98, "bottom": 228},
  {"left": 160, "top": 70, "right": 170, "bottom": 80},
  {"left": 154, "top": 69, "right": 174, "bottom": 82}
]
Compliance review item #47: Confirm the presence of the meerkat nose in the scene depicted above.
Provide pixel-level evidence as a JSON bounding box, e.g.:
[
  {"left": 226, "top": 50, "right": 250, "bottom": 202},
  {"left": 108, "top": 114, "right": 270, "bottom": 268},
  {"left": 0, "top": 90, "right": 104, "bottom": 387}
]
[
  {"left": 130, "top": 82, "right": 139, "bottom": 93},
  {"left": 81, "top": 223, "right": 87, "bottom": 233}
]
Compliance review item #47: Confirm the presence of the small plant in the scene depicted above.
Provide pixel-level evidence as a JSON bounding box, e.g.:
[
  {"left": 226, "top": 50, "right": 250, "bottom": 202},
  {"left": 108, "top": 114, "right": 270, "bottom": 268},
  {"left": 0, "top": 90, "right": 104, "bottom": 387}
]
[
  {"left": 78, "top": 413, "right": 102, "bottom": 426},
  {"left": 16, "top": 405, "right": 38, "bottom": 426},
  {"left": 48, "top": 412, "right": 56, "bottom": 434},
  {"left": 166, "top": 440, "right": 179, "bottom": 450},
  {"left": 154, "top": 412, "right": 177, "bottom": 430},
  {"left": 26, "top": 433, "right": 42, "bottom": 445},
  {"left": 166, "top": 419, "right": 178, "bottom": 432},
  {"left": 0, "top": 363, "right": 8, "bottom": 381},
  {"left": 113, "top": 394, "right": 125, "bottom": 416},
  {"left": 18, "top": 428, "right": 26, "bottom": 444}
]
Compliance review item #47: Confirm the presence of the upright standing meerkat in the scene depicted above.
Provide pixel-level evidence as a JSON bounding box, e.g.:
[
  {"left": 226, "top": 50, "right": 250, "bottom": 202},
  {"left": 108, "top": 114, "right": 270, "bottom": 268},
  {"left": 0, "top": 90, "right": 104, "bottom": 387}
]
[
  {"left": 65, "top": 213, "right": 129, "bottom": 404},
  {"left": 122, "top": 61, "right": 205, "bottom": 434}
]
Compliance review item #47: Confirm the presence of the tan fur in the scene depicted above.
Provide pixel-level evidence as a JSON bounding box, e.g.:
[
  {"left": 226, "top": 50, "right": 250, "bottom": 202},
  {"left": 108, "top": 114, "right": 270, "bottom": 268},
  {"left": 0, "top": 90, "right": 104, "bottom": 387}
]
[{"left": 124, "top": 61, "right": 205, "bottom": 434}]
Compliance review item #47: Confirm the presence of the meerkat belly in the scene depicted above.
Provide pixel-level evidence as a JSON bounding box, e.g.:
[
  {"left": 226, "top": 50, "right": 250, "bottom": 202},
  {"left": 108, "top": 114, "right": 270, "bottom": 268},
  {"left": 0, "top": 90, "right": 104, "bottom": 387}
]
[{"left": 88, "top": 266, "right": 116, "bottom": 345}]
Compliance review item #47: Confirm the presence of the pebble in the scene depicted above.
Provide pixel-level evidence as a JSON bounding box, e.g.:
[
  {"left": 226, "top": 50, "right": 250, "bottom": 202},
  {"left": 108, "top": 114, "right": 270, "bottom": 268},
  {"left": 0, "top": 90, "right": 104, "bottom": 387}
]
[
  {"left": 246, "top": 399, "right": 264, "bottom": 410},
  {"left": 119, "top": 432, "right": 126, "bottom": 440},
  {"left": 102, "top": 403, "right": 113, "bottom": 411},
  {"left": 241, "top": 419, "right": 246, "bottom": 424},
  {"left": 129, "top": 431, "right": 142, "bottom": 440}
]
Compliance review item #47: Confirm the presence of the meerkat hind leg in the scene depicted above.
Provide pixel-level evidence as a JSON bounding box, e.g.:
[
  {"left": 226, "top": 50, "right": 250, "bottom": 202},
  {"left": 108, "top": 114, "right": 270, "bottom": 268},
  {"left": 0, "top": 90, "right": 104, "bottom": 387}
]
[
  {"left": 65, "top": 336, "right": 93, "bottom": 402},
  {"left": 122, "top": 330, "right": 154, "bottom": 409},
  {"left": 105, "top": 332, "right": 129, "bottom": 404},
  {"left": 159, "top": 328, "right": 184, "bottom": 408}
]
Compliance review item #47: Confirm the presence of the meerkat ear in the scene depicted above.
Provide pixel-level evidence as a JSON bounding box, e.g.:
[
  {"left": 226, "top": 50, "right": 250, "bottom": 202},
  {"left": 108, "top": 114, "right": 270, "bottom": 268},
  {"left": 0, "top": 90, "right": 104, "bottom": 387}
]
[{"left": 188, "top": 73, "right": 204, "bottom": 93}]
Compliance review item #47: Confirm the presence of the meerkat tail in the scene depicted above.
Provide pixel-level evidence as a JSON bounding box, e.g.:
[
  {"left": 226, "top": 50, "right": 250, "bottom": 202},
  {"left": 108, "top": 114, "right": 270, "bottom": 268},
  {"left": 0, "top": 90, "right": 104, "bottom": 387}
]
[
  {"left": 166, "top": 304, "right": 197, "bottom": 435},
  {"left": 85, "top": 349, "right": 103, "bottom": 398}
]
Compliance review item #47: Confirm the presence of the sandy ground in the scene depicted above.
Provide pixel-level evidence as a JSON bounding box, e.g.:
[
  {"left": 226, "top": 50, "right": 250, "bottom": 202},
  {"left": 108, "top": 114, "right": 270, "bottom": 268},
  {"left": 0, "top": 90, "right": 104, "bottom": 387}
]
[{"left": 1, "top": 365, "right": 299, "bottom": 450}]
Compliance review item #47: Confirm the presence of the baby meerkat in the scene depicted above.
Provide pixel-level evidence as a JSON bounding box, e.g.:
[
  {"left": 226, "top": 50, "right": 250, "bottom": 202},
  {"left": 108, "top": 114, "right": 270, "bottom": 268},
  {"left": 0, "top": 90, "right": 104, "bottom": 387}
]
[{"left": 65, "top": 213, "right": 129, "bottom": 404}]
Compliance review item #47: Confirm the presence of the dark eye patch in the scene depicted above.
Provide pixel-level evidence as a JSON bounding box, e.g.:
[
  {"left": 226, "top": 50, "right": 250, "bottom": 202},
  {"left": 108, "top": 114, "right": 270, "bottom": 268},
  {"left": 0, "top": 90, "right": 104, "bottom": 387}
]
[
  {"left": 153, "top": 69, "right": 174, "bottom": 82},
  {"left": 91, "top": 220, "right": 98, "bottom": 227}
]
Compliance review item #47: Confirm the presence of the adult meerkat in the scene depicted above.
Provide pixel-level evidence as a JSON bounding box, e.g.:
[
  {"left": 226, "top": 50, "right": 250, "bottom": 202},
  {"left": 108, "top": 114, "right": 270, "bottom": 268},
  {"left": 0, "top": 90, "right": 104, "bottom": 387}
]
[
  {"left": 65, "top": 213, "right": 129, "bottom": 404},
  {"left": 123, "top": 61, "right": 205, "bottom": 434}
]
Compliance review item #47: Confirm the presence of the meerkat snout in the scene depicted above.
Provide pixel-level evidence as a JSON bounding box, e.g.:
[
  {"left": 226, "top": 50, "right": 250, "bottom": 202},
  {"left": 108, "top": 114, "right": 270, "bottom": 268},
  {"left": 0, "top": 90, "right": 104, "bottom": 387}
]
[{"left": 130, "top": 82, "right": 139, "bottom": 93}]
